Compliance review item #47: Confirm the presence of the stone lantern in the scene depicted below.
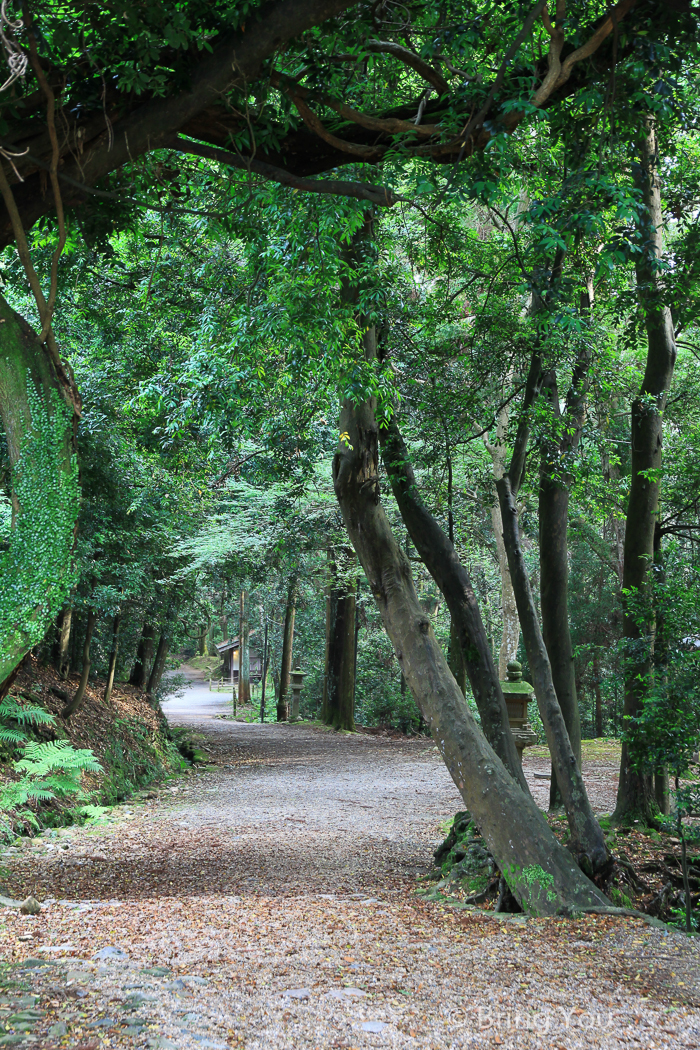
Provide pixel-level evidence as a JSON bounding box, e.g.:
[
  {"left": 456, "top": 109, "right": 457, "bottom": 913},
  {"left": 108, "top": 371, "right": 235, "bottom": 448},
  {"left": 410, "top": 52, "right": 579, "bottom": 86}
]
[
  {"left": 501, "top": 660, "right": 538, "bottom": 765},
  {"left": 289, "top": 665, "right": 306, "bottom": 722}
]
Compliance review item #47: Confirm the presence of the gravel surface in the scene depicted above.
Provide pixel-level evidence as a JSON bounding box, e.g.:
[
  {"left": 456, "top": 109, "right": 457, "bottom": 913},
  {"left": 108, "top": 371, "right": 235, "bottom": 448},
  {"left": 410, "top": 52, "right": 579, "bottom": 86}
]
[{"left": 0, "top": 686, "right": 697, "bottom": 1049}]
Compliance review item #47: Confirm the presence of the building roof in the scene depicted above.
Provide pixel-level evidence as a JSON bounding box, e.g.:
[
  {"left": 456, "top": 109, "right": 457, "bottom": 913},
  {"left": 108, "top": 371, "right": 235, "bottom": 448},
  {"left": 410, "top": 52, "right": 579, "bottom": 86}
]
[{"left": 216, "top": 633, "right": 259, "bottom": 654}]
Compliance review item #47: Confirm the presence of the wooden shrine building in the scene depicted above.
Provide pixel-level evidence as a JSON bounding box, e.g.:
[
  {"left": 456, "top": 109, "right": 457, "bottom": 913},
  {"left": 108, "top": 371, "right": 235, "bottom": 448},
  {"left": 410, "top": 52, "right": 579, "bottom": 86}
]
[{"left": 215, "top": 635, "right": 263, "bottom": 683}]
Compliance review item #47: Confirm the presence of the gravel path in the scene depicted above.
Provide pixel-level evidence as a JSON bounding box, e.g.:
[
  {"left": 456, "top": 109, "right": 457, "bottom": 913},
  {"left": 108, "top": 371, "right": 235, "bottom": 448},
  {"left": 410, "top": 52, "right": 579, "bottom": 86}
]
[{"left": 0, "top": 686, "right": 698, "bottom": 1049}]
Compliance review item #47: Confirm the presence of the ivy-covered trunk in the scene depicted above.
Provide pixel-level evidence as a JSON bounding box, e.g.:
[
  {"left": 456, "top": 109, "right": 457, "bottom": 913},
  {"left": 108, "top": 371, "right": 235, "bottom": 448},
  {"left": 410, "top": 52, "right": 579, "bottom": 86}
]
[{"left": 0, "top": 295, "right": 79, "bottom": 693}]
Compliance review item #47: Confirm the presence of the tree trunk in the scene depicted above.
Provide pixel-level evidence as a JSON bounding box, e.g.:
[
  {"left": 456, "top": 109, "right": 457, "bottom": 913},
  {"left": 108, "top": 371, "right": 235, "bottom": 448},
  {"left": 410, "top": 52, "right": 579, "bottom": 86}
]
[
  {"left": 484, "top": 392, "right": 520, "bottom": 678},
  {"left": 490, "top": 502, "right": 520, "bottom": 678},
  {"left": 130, "top": 622, "right": 156, "bottom": 689},
  {"left": 333, "top": 215, "right": 607, "bottom": 914},
  {"left": 277, "top": 578, "right": 297, "bottom": 721},
  {"left": 322, "top": 567, "right": 356, "bottom": 731},
  {"left": 260, "top": 619, "right": 269, "bottom": 723},
  {"left": 380, "top": 422, "right": 527, "bottom": 791},
  {"left": 614, "top": 119, "right": 677, "bottom": 825},
  {"left": 103, "top": 612, "right": 121, "bottom": 703},
  {"left": 0, "top": 294, "right": 80, "bottom": 689},
  {"left": 197, "top": 625, "right": 206, "bottom": 656},
  {"left": 539, "top": 459, "right": 581, "bottom": 809},
  {"left": 239, "top": 589, "right": 251, "bottom": 705},
  {"left": 593, "top": 653, "right": 604, "bottom": 738},
  {"left": 497, "top": 475, "right": 609, "bottom": 875},
  {"left": 54, "top": 606, "right": 73, "bottom": 680},
  {"left": 447, "top": 619, "right": 467, "bottom": 696},
  {"left": 62, "top": 608, "right": 97, "bottom": 719},
  {"left": 147, "top": 631, "right": 169, "bottom": 695},
  {"left": 539, "top": 362, "right": 586, "bottom": 810}
]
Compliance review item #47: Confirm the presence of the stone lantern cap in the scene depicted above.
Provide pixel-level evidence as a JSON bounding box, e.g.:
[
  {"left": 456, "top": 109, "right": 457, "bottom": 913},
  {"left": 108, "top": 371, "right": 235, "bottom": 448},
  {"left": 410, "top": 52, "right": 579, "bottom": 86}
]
[
  {"left": 501, "top": 660, "right": 534, "bottom": 696},
  {"left": 290, "top": 666, "right": 306, "bottom": 688}
]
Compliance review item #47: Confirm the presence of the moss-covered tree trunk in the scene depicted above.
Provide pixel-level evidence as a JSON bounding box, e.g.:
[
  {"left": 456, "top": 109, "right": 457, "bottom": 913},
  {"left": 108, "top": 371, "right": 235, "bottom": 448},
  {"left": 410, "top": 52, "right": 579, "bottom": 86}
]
[{"left": 0, "top": 295, "right": 79, "bottom": 693}]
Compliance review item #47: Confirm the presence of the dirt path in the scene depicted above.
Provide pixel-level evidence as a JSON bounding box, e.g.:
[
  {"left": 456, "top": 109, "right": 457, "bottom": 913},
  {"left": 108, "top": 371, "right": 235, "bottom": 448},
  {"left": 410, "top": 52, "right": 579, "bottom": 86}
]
[{"left": 0, "top": 686, "right": 698, "bottom": 1049}]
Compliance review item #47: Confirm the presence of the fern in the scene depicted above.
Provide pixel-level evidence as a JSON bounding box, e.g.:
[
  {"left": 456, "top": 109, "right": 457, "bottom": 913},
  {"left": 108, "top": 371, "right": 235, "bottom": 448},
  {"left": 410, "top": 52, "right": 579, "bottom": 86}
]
[
  {"left": 0, "top": 712, "right": 102, "bottom": 835},
  {"left": 14, "top": 740, "right": 101, "bottom": 778}
]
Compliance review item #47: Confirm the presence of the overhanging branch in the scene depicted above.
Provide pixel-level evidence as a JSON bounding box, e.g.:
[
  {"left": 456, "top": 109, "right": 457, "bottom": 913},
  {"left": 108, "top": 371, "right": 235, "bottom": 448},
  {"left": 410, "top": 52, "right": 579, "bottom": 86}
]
[{"left": 172, "top": 135, "right": 398, "bottom": 206}]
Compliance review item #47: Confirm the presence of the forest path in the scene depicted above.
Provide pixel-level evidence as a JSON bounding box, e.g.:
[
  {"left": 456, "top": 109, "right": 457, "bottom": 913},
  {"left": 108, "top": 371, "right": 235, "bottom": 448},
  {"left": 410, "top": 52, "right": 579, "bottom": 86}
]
[{"left": 0, "top": 686, "right": 698, "bottom": 1049}]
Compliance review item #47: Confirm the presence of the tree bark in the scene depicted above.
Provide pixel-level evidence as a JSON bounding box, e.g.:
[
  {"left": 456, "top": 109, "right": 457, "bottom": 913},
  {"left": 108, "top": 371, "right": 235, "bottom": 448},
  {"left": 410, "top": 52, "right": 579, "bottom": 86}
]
[
  {"left": 62, "top": 608, "right": 97, "bottom": 719},
  {"left": 614, "top": 119, "right": 677, "bottom": 825},
  {"left": 484, "top": 392, "right": 520, "bottom": 679},
  {"left": 380, "top": 422, "right": 527, "bottom": 791},
  {"left": 593, "top": 652, "right": 604, "bottom": 738},
  {"left": 539, "top": 348, "right": 589, "bottom": 809},
  {"left": 497, "top": 474, "right": 609, "bottom": 875},
  {"left": 147, "top": 631, "right": 169, "bottom": 695},
  {"left": 333, "top": 214, "right": 607, "bottom": 913},
  {"left": 0, "top": 294, "right": 79, "bottom": 688},
  {"left": 130, "top": 622, "right": 156, "bottom": 689},
  {"left": 277, "top": 577, "right": 297, "bottom": 721},
  {"left": 54, "top": 606, "right": 73, "bottom": 680},
  {"left": 239, "top": 590, "right": 251, "bottom": 705},
  {"left": 260, "top": 619, "right": 269, "bottom": 723},
  {"left": 103, "top": 612, "right": 121, "bottom": 703},
  {"left": 322, "top": 564, "right": 356, "bottom": 731}
]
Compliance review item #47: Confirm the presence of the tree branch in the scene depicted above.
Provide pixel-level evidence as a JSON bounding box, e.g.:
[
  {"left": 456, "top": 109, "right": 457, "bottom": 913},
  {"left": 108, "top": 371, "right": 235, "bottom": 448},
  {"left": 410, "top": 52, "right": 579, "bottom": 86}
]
[
  {"left": 172, "top": 136, "right": 397, "bottom": 206},
  {"left": 364, "top": 40, "right": 449, "bottom": 95}
]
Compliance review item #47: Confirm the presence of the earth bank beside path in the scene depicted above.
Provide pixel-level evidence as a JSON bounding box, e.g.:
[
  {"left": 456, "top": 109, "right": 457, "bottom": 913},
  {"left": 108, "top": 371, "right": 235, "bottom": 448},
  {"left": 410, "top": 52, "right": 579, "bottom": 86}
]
[{"left": 0, "top": 683, "right": 696, "bottom": 1049}]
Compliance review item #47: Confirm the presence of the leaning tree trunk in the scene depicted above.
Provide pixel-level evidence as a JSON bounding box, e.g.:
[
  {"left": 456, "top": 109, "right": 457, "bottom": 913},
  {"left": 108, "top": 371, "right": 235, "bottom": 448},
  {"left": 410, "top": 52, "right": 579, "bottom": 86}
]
[
  {"left": 239, "top": 589, "right": 251, "bottom": 705},
  {"left": 322, "top": 563, "right": 356, "bottom": 731},
  {"left": 333, "top": 340, "right": 607, "bottom": 914},
  {"left": 497, "top": 475, "right": 609, "bottom": 876},
  {"left": 333, "top": 214, "right": 607, "bottom": 913},
  {"left": 0, "top": 295, "right": 80, "bottom": 691},
  {"left": 614, "top": 119, "right": 677, "bottom": 825},
  {"left": 130, "top": 622, "right": 156, "bottom": 689},
  {"left": 147, "top": 630, "right": 169, "bottom": 695},
  {"left": 277, "top": 577, "right": 297, "bottom": 721},
  {"left": 380, "top": 422, "right": 527, "bottom": 791},
  {"left": 103, "top": 612, "right": 121, "bottom": 703},
  {"left": 62, "top": 607, "right": 97, "bottom": 719}
]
